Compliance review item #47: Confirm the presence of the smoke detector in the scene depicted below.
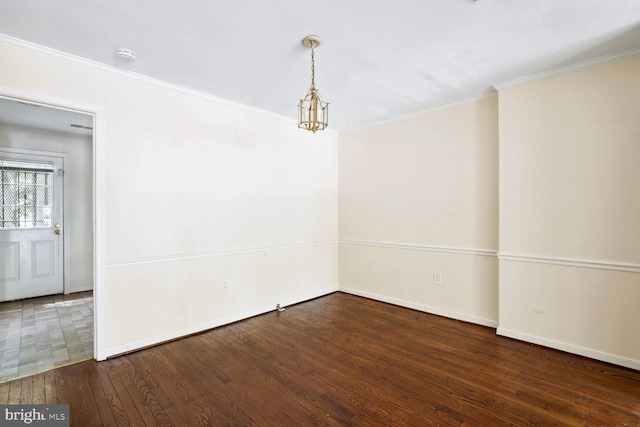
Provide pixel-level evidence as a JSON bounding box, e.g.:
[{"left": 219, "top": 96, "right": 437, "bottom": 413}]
[{"left": 115, "top": 48, "right": 136, "bottom": 62}]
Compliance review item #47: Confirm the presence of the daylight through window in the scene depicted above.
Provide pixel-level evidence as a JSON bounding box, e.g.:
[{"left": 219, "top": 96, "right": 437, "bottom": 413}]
[{"left": 0, "top": 160, "right": 55, "bottom": 229}]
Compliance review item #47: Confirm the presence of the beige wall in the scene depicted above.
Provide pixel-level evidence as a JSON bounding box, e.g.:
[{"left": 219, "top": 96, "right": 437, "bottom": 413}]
[
  {"left": 2, "top": 36, "right": 638, "bottom": 369},
  {"left": 0, "top": 40, "right": 339, "bottom": 357},
  {"left": 339, "top": 96, "right": 499, "bottom": 326},
  {"left": 0, "top": 124, "right": 94, "bottom": 293},
  {"left": 339, "top": 57, "right": 640, "bottom": 370},
  {"left": 497, "top": 57, "right": 640, "bottom": 369}
]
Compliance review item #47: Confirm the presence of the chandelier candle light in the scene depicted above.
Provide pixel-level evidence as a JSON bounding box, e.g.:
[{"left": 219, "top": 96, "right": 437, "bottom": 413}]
[{"left": 298, "top": 36, "right": 329, "bottom": 133}]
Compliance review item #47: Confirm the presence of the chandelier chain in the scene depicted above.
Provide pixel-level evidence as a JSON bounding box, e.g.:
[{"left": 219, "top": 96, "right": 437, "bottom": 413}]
[{"left": 311, "top": 43, "right": 316, "bottom": 88}]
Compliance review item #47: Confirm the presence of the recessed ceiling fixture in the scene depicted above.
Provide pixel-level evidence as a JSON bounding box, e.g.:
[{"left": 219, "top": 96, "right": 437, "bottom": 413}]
[
  {"left": 115, "top": 48, "right": 136, "bottom": 62},
  {"left": 298, "top": 36, "right": 329, "bottom": 133}
]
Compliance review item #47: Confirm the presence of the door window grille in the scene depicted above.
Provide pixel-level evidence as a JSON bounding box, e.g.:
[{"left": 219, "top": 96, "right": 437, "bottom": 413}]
[{"left": 0, "top": 160, "right": 55, "bottom": 229}]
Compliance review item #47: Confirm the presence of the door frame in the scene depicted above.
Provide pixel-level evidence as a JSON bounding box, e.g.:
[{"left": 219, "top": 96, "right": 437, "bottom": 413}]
[
  {"left": 0, "top": 148, "right": 68, "bottom": 297},
  {"left": 0, "top": 87, "right": 106, "bottom": 361}
]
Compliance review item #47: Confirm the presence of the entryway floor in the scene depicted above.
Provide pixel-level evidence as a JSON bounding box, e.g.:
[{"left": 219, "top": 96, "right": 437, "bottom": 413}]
[{"left": 0, "top": 291, "right": 93, "bottom": 383}]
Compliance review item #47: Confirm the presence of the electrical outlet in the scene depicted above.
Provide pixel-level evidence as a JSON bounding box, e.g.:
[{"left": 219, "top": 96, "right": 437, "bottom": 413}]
[
  {"left": 222, "top": 281, "right": 229, "bottom": 291},
  {"left": 433, "top": 273, "right": 442, "bottom": 285}
]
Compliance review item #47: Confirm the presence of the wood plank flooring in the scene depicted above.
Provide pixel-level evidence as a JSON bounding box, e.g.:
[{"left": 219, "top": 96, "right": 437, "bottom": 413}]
[{"left": 1, "top": 292, "right": 639, "bottom": 426}]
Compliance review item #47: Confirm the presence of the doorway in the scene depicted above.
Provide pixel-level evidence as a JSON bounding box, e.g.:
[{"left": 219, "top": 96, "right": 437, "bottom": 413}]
[
  {"left": 0, "top": 96, "right": 96, "bottom": 382},
  {"left": 0, "top": 152, "right": 65, "bottom": 301}
]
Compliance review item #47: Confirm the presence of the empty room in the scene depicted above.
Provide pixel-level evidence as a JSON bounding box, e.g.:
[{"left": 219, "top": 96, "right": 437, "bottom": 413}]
[{"left": 1, "top": 1, "right": 639, "bottom": 425}]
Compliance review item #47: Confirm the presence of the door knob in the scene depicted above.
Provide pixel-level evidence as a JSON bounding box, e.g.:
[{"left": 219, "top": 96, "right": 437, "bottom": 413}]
[{"left": 54, "top": 223, "right": 61, "bottom": 235}]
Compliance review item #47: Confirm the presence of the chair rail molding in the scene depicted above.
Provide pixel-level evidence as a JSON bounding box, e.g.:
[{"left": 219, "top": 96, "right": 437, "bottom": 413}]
[
  {"left": 498, "top": 253, "right": 640, "bottom": 273},
  {"left": 106, "top": 240, "right": 339, "bottom": 268},
  {"left": 340, "top": 239, "right": 498, "bottom": 257}
]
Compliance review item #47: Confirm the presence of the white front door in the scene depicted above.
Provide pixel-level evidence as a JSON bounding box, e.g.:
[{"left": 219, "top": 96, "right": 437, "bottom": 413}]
[{"left": 0, "top": 151, "right": 64, "bottom": 302}]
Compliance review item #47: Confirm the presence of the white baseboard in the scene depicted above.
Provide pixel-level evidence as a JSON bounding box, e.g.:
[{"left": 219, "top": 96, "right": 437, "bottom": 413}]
[
  {"left": 103, "top": 288, "right": 336, "bottom": 359},
  {"left": 65, "top": 286, "right": 94, "bottom": 294},
  {"left": 339, "top": 287, "right": 498, "bottom": 328},
  {"left": 497, "top": 327, "right": 640, "bottom": 371}
]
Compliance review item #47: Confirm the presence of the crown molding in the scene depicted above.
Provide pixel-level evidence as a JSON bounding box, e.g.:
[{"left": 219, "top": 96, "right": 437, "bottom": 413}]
[
  {"left": 493, "top": 47, "right": 640, "bottom": 91},
  {"left": 0, "top": 34, "right": 341, "bottom": 133},
  {"left": 340, "top": 91, "right": 498, "bottom": 135}
]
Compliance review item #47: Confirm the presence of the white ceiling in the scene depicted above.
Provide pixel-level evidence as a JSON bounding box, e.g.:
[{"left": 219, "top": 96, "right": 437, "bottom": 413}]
[{"left": 1, "top": 0, "right": 639, "bottom": 132}]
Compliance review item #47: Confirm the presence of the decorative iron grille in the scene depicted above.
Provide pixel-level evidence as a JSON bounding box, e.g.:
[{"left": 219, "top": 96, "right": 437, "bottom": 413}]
[{"left": 0, "top": 160, "right": 54, "bottom": 229}]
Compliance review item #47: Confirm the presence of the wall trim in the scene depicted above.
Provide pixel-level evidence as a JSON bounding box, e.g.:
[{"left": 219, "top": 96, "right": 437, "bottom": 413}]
[
  {"left": 497, "top": 327, "right": 640, "bottom": 372},
  {"left": 340, "top": 92, "right": 498, "bottom": 134},
  {"left": 106, "top": 240, "right": 339, "bottom": 268},
  {"left": 104, "top": 289, "right": 336, "bottom": 359},
  {"left": 341, "top": 239, "right": 497, "bottom": 257},
  {"left": 493, "top": 46, "right": 640, "bottom": 90},
  {"left": 0, "top": 34, "right": 339, "bottom": 135},
  {"left": 340, "top": 287, "right": 498, "bottom": 328},
  {"left": 498, "top": 253, "right": 640, "bottom": 273}
]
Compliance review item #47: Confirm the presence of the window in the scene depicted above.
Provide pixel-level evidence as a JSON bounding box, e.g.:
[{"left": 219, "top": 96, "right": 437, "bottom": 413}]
[{"left": 0, "top": 160, "right": 55, "bottom": 229}]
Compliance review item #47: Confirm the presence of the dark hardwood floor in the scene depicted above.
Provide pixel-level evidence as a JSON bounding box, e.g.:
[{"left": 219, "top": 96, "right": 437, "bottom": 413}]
[{"left": 1, "top": 292, "right": 639, "bottom": 426}]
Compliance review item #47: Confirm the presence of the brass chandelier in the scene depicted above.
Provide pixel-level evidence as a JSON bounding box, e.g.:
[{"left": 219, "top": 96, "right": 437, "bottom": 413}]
[{"left": 298, "top": 36, "right": 329, "bottom": 133}]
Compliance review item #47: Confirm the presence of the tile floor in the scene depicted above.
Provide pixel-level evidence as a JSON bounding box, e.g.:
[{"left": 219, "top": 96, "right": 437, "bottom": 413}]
[{"left": 0, "top": 291, "right": 93, "bottom": 383}]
